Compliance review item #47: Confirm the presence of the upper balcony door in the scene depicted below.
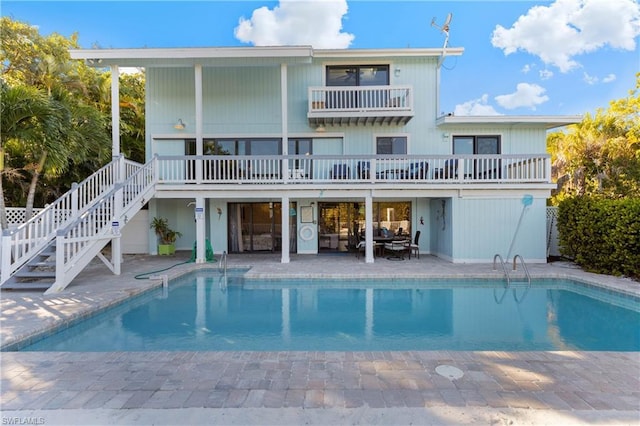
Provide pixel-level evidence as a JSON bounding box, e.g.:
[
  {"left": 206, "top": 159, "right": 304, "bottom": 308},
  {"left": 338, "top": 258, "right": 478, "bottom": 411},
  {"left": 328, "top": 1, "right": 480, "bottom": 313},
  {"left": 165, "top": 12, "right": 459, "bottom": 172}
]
[
  {"left": 326, "top": 65, "right": 390, "bottom": 109},
  {"left": 453, "top": 135, "right": 502, "bottom": 179}
]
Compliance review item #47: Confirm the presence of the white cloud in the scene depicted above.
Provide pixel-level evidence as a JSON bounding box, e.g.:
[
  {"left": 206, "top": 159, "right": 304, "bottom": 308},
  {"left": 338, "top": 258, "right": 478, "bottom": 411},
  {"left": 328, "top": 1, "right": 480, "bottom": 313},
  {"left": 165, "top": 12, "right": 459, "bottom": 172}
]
[
  {"left": 491, "top": 0, "right": 640, "bottom": 72},
  {"left": 522, "top": 64, "right": 533, "bottom": 73},
  {"left": 454, "top": 94, "right": 502, "bottom": 116},
  {"left": 602, "top": 73, "right": 617, "bottom": 83},
  {"left": 495, "top": 83, "right": 549, "bottom": 110},
  {"left": 583, "top": 72, "right": 599, "bottom": 85},
  {"left": 539, "top": 69, "right": 554, "bottom": 80},
  {"left": 234, "top": 0, "right": 354, "bottom": 48}
]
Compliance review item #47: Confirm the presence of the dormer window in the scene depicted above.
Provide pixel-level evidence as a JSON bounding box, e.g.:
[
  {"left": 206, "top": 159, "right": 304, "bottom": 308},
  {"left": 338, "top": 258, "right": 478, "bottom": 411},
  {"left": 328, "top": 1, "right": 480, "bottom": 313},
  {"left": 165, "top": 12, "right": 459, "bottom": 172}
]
[{"left": 326, "top": 65, "right": 389, "bottom": 87}]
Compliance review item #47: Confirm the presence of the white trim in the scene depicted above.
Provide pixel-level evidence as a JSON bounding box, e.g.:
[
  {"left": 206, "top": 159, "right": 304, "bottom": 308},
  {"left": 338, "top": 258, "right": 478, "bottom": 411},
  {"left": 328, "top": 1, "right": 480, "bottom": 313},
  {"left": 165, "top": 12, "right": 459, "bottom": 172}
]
[{"left": 71, "top": 46, "right": 314, "bottom": 60}]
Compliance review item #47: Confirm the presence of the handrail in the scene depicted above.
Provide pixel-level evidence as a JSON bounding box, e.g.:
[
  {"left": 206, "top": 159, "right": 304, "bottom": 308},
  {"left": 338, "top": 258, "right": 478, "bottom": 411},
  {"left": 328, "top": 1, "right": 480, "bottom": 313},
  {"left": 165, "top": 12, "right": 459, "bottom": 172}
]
[
  {"left": 45, "top": 158, "right": 156, "bottom": 293},
  {"left": 1, "top": 156, "right": 130, "bottom": 285},
  {"left": 512, "top": 254, "right": 531, "bottom": 287},
  {"left": 493, "top": 254, "right": 510, "bottom": 288},
  {"left": 155, "top": 154, "right": 551, "bottom": 185},
  {"left": 218, "top": 250, "right": 227, "bottom": 275}
]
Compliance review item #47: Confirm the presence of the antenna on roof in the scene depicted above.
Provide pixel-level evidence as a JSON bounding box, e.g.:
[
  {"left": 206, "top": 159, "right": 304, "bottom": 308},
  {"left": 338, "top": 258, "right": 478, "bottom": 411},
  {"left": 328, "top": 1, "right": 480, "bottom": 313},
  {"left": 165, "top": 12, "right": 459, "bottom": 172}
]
[{"left": 431, "top": 13, "right": 452, "bottom": 68}]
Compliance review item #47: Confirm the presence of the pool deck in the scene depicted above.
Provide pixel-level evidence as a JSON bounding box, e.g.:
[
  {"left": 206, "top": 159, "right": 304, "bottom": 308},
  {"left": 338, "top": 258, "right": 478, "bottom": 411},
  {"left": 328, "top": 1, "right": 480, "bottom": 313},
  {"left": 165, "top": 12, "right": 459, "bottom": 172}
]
[{"left": 1, "top": 253, "right": 639, "bottom": 425}]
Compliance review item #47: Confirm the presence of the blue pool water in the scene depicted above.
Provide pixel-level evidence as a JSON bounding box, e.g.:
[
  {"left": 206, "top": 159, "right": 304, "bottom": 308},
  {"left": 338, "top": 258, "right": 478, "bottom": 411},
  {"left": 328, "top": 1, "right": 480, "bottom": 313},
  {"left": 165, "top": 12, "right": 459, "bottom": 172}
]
[{"left": 16, "top": 272, "right": 640, "bottom": 352}]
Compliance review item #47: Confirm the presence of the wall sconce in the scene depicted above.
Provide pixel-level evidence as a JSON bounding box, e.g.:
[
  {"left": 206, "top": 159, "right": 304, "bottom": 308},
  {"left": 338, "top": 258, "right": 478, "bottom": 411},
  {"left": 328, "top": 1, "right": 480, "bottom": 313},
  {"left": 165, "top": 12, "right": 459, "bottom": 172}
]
[
  {"left": 394, "top": 67, "right": 401, "bottom": 77},
  {"left": 216, "top": 207, "right": 222, "bottom": 220},
  {"left": 442, "top": 132, "right": 450, "bottom": 142},
  {"left": 174, "top": 119, "right": 186, "bottom": 130},
  {"left": 315, "top": 123, "right": 326, "bottom": 132}
]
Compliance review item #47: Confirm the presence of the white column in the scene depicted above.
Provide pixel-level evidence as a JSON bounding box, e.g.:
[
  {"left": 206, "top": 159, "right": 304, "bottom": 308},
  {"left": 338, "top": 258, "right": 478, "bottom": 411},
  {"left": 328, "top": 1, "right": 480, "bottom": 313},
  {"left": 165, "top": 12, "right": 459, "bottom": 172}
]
[
  {"left": 195, "top": 64, "right": 203, "bottom": 183},
  {"left": 365, "top": 193, "right": 374, "bottom": 263},
  {"left": 111, "top": 65, "right": 120, "bottom": 159},
  {"left": 281, "top": 195, "right": 290, "bottom": 263},
  {"left": 281, "top": 63, "right": 289, "bottom": 182},
  {"left": 195, "top": 196, "right": 206, "bottom": 263}
]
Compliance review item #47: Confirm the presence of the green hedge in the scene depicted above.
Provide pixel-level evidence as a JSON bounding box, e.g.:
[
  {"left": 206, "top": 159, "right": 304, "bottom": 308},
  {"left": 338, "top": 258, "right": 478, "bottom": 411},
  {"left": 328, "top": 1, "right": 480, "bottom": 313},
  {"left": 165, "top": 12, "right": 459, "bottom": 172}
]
[{"left": 558, "top": 197, "right": 639, "bottom": 278}]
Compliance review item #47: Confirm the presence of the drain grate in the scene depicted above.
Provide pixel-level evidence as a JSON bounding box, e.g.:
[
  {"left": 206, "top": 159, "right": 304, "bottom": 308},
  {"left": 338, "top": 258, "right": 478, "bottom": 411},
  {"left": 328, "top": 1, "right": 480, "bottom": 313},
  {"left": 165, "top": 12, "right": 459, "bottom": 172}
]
[{"left": 435, "top": 364, "right": 464, "bottom": 380}]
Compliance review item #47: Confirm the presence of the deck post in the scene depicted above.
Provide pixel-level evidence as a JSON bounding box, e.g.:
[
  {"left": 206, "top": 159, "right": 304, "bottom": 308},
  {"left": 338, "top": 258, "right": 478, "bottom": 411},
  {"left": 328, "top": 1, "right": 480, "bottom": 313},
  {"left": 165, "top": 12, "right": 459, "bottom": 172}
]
[
  {"left": 281, "top": 195, "right": 290, "bottom": 263},
  {"left": 110, "top": 65, "right": 120, "bottom": 158},
  {"left": 365, "top": 193, "right": 374, "bottom": 263},
  {"left": 0, "top": 230, "right": 11, "bottom": 284}
]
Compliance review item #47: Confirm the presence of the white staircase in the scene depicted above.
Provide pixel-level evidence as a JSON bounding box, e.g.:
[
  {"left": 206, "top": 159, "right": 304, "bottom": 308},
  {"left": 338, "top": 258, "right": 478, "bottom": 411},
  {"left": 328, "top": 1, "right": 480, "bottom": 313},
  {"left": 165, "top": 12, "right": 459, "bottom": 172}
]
[{"left": 1, "top": 156, "right": 156, "bottom": 293}]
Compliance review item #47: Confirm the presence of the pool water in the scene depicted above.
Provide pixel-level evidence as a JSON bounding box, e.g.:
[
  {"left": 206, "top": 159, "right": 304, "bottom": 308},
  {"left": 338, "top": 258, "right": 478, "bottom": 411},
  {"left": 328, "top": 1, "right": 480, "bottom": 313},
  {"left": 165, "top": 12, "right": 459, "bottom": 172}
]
[{"left": 17, "top": 272, "right": 640, "bottom": 352}]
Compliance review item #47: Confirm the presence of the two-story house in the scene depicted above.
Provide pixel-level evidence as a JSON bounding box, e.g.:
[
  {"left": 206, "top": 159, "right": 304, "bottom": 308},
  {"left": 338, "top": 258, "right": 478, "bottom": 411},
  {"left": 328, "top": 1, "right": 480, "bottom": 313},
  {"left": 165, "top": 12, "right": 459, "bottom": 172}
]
[{"left": 1, "top": 45, "right": 581, "bottom": 293}]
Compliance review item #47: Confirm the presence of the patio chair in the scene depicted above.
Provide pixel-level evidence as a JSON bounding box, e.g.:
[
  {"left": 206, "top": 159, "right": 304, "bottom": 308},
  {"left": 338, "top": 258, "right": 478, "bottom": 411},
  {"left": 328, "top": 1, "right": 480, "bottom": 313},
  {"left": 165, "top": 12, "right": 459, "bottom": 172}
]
[
  {"left": 405, "top": 162, "right": 428, "bottom": 179},
  {"left": 405, "top": 230, "right": 420, "bottom": 259},
  {"left": 331, "top": 164, "right": 350, "bottom": 180},
  {"left": 384, "top": 239, "right": 409, "bottom": 260},
  {"left": 435, "top": 159, "right": 458, "bottom": 179},
  {"left": 357, "top": 161, "right": 371, "bottom": 179}
]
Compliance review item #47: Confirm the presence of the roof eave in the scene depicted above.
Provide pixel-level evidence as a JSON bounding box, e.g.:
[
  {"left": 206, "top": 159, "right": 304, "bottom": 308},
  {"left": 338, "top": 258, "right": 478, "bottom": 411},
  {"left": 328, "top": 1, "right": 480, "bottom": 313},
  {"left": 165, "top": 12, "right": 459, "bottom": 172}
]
[{"left": 436, "top": 115, "right": 583, "bottom": 130}]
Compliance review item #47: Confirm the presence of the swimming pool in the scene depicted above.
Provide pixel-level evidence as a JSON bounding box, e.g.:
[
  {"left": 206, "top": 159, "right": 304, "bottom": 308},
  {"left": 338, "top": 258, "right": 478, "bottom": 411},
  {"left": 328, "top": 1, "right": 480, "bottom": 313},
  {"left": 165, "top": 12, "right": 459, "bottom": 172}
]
[{"left": 15, "top": 271, "right": 640, "bottom": 352}]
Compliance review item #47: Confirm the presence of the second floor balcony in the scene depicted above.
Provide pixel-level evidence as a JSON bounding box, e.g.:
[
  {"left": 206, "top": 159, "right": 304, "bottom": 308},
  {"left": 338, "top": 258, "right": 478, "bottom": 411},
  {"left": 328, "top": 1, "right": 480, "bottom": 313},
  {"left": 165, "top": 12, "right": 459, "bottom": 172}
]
[
  {"left": 154, "top": 154, "right": 552, "bottom": 188},
  {"left": 307, "top": 85, "right": 414, "bottom": 126}
]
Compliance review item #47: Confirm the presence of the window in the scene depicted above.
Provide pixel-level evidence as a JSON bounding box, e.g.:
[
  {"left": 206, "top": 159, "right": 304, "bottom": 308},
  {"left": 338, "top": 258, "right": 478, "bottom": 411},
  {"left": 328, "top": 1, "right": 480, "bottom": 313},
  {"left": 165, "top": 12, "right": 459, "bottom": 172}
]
[
  {"left": 452, "top": 135, "right": 501, "bottom": 179},
  {"left": 326, "top": 65, "right": 389, "bottom": 87},
  {"left": 453, "top": 135, "right": 500, "bottom": 155},
  {"left": 185, "top": 139, "right": 282, "bottom": 156},
  {"left": 376, "top": 136, "right": 407, "bottom": 155}
]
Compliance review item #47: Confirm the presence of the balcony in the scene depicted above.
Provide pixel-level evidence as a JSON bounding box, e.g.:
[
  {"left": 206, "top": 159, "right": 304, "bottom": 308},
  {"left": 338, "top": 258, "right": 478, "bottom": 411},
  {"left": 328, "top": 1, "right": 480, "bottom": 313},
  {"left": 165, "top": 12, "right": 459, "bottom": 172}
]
[
  {"left": 154, "top": 154, "right": 552, "bottom": 188},
  {"left": 307, "top": 85, "right": 414, "bottom": 126}
]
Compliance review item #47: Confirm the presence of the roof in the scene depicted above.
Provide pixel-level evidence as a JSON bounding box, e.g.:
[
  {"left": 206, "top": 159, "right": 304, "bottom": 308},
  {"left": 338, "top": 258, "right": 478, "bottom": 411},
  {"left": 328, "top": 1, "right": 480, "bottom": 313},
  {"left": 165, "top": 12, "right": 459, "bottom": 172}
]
[
  {"left": 436, "top": 114, "right": 582, "bottom": 130},
  {"left": 69, "top": 46, "right": 464, "bottom": 68}
]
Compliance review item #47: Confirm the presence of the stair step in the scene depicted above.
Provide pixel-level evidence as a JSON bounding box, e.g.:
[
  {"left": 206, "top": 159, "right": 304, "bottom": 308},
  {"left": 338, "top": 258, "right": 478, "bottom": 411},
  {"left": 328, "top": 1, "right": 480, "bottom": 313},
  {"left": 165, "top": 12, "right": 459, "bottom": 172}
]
[
  {"left": 1, "top": 281, "right": 53, "bottom": 291},
  {"left": 27, "top": 261, "right": 56, "bottom": 268},
  {"left": 14, "top": 271, "right": 56, "bottom": 279}
]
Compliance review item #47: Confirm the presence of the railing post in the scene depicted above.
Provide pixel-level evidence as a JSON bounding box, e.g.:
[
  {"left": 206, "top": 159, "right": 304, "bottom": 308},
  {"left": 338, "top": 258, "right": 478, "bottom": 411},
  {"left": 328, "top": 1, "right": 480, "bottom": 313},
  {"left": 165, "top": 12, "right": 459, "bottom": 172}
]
[
  {"left": 545, "top": 156, "right": 551, "bottom": 183},
  {"left": 1, "top": 230, "right": 11, "bottom": 284},
  {"left": 71, "top": 182, "right": 79, "bottom": 218}
]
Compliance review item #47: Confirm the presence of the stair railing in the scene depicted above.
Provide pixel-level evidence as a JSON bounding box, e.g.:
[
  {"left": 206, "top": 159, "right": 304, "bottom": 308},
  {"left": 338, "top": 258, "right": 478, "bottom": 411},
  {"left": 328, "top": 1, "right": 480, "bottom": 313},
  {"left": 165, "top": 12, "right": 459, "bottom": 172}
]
[
  {"left": 1, "top": 156, "right": 141, "bottom": 285},
  {"left": 46, "top": 158, "right": 156, "bottom": 293}
]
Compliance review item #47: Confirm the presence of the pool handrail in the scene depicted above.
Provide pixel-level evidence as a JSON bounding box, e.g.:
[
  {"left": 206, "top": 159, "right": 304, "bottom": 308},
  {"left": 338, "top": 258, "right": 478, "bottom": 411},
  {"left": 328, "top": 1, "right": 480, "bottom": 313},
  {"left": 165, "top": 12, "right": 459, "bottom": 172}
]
[{"left": 492, "top": 253, "right": 510, "bottom": 288}]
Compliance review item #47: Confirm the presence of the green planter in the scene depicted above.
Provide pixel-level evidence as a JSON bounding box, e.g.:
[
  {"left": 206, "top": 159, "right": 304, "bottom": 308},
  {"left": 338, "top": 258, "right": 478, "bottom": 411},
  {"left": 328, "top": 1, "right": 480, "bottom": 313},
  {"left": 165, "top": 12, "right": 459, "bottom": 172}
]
[{"left": 158, "top": 244, "right": 176, "bottom": 256}]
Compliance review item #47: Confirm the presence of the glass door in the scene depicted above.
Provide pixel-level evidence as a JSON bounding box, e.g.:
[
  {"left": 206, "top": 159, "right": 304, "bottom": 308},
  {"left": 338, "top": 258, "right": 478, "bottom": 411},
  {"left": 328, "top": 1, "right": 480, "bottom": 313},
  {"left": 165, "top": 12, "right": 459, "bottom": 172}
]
[{"left": 318, "top": 202, "right": 364, "bottom": 253}]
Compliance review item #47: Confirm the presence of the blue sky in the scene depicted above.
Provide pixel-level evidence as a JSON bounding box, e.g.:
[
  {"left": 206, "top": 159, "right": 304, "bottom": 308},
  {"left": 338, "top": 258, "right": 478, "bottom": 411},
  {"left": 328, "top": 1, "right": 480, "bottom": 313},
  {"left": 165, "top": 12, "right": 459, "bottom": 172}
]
[{"left": 3, "top": 0, "right": 639, "bottom": 117}]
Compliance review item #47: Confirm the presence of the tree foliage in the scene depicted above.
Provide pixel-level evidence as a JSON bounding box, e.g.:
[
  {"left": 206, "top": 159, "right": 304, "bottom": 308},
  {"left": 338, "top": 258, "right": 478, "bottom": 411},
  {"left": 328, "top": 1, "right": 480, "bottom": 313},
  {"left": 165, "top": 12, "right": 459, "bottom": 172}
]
[
  {"left": 0, "top": 17, "right": 145, "bottom": 227},
  {"left": 548, "top": 73, "right": 640, "bottom": 202}
]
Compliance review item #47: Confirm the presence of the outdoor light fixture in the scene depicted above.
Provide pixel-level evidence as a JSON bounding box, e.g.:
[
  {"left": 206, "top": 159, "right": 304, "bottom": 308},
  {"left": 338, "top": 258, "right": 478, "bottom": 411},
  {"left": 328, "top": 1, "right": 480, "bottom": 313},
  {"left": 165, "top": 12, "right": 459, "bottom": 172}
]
[
  {"left": 174, "top": 119, "right": 186, "bottom": 130},
  {"left": 315, "top": 124, "right": 326, "bottom": 132},
  {"left": 394, "top": 67, "right": 401, "bottom": 77}
]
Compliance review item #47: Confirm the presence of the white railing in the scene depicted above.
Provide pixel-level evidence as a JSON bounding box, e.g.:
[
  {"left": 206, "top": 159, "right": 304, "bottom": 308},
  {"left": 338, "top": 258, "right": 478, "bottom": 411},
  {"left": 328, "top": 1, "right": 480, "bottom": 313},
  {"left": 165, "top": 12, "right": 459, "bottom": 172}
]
[
  {"left": 1, "top": 155, "right": 137, "bottom": 285},
  {"left": 154, "top": 154, "right": 551, "bottom": 185},
  {"left": 308, "top": 85, "right": 413, "bottom": 112},
  {"left": 47, "top": 159, "right": 156, "bottom": 293}
]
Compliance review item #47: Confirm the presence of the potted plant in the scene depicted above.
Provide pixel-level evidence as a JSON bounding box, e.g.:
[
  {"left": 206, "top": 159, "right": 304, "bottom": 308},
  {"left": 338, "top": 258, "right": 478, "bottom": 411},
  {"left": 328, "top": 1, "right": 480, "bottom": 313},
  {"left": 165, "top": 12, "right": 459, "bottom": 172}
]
[{"left": 150, "top": 217, "right": 182, "bottom": 255}]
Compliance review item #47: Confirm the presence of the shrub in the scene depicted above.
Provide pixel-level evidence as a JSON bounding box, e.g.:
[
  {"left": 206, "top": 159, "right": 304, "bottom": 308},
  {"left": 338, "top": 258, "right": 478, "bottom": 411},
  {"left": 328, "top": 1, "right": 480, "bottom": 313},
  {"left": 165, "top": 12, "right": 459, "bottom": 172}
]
[{"left": 558, "top": 196, "right": 639, "bottom": 279}]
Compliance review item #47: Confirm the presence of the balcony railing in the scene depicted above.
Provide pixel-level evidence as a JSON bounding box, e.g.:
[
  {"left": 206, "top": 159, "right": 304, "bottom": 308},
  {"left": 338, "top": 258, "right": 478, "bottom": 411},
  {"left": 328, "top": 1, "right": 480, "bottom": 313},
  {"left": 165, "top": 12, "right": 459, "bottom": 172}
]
[
  {"left": 155, "top": 154, "right": 551, "bottom": 185},
  {"left": 308, "top": 85, "right": 414, "bottom": 125}
]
